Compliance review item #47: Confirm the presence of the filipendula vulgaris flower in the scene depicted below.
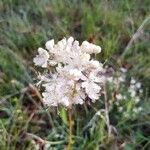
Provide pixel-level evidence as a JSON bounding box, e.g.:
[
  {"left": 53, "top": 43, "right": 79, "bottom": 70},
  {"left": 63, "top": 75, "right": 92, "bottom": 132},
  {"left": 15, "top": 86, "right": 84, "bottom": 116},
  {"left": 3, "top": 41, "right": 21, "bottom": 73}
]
[{"left": 33, "top": 37, "right": 106, "bottom": 107}]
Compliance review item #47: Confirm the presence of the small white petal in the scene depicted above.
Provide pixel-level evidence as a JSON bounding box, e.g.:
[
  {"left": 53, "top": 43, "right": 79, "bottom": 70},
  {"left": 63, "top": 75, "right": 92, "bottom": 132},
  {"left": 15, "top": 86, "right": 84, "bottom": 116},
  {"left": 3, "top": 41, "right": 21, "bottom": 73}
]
[
  {"left": 118, "top": 76, "right": 125, "bottom": 82},
  {"left": 93, "top": 45, "right": 101, "bottom": 53},
  {"left": 68, "top": 69, "right": 85, "bottom": 80},
  {"left": 81, "top": 41, "right": 91, "bottom": 54},
  {"left": 45, "top": 39, "right": 54, "bottom": 51},
  {"left": 135, "top": 82, "right": 141, "bottom": 89},
  {"left": 49, "top": 60, "right": 57, "bottom": 66},
  {"left": 67, "top": 37, "right": 74, "bottom": 45},
  {"left": 33, "top": 48, "right": 49, "bottom": 68},
  {"left": 116, "top": 94, "right": 123, "bottom": 100},
  {"left": 131, "top": 78, "right": 136, "bottom": 84},
  {"left": 120, "top": 67, "right": 127, "bottom": 73},
  {"left": 62, "top": 97, "right": 70, "bottom": 107},
  {"left": 90, "top": 60, "right": 100, "bottom": 68},
  {"left": 81, "top": 53, "right": 90, "bottom": 61}
]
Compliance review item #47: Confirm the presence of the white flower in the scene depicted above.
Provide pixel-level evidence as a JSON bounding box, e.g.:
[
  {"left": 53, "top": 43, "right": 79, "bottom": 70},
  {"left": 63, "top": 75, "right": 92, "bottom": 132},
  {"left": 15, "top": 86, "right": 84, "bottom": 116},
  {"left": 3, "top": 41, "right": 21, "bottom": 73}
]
[
  {"left": 81, "top": 41, "right": 101, "bottom": 54},
  {"left": 135, "top": 82, "right": 141, "bottom": 89},
  {"left": 89, "top": 60, "right": 101, "bottom": 68},
  {"left": 88, "top": 72, "right": 104, "bottom": 83},
  {"left": 33, "top": 48, "right": 49, "bottom": 68},
  {"left": 116, "top": 94, "right": 123, "bottom": 100},
  {"left": 82, "top": 80, "right": 101, "bottom": 101},
  {"left": 45, "top": 39, "right": 54, "bottom": 52},
  {"left": 42, "top": 92, "right": 57, "bottom": 106},
  {"left": 69, "top": 69, "right": 84, "bottom": 81},
  {"left": 129, "top": 89, "right": 136, "bottom": 97},
  {"left": 135, "top": 97, "right": 140, "bottom": 103},
  {"left": 120, "top": 67, "right": 127, "bottom": 73},
  {"left": 49, "top": 60, "right": 57, "bottom": 66},
  {"left": 81, "top": 53, "right": 90, "bottom": 62},
  {"left": 124, "top": 112, "right": 129, "bottom": 118},
  {"left": 118, "top": 76, "right": 125, "bottom": 82},
  {"left": 61, "top": 97, "right": 70, "bottom": 107},
  {"left": 139, "top": 89, "right": 143, "bottom": 94},
  {"left": 72, "top": 40, "right": 80, "bottom": 52},
  {"left": 33, "top": 37, "right": 105, "bottom": 107},
  {"left": 123, "top": 95, "right": 127, "bottom": 100},
  {"left": 131, "top": 78, "right": 136, "bottom": 84},
  {"left": 118, "top": 107, "right": 123, "bottom": 112},
  {"left": 80, "top": 41, "right": 91, "bottom": 53},
  {"left": 130, "top": 84, "right": 135, "bottom": 90},
  {"left": 133, "top": 108, "right": 138, "bottom": 113},
  {"left": 107, "top": 77, "right": 113, "bottom": 82},
  {"left": 133, "top": 107, "right": 142, "bottom": 113},
  {"left": 92, "top": 45, "right": 101, "bottom": 53},
  {"left": 67, "top": 36, "right": 74, "bottom": 46},
  {"left": 138, "top": 107, "right": 142, "bottom": 112}
]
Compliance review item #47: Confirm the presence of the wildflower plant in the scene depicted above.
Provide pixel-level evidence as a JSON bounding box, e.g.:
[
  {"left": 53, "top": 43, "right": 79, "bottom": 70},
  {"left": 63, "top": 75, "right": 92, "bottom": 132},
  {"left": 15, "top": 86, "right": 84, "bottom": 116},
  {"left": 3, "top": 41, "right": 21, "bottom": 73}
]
[
  {"left": 33, "top": 37, "right": 144, "bottom": 149},
  {"left": 107, "top": 67, "right": 143, "bottom": 120},
  {"left": 33, "top": 37, "right": 107, "bottom": 149}
]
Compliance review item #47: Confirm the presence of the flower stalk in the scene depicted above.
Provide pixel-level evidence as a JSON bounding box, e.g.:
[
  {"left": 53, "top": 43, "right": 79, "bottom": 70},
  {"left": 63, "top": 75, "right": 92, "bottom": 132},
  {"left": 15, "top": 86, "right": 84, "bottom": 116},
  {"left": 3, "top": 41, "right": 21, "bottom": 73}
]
[
  {"left": 104, "top": 86, "right": 111, "bottom": 137},
  {"left": 67, "top": 107, "right": 73, "bottom": 150}
]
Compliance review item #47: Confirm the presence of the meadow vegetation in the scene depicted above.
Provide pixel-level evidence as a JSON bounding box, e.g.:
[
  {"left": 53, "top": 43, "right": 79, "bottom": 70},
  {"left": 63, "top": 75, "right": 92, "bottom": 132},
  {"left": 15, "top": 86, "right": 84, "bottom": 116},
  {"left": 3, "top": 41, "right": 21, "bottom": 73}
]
[{"left": 0, "top": 0, "right": 150, "bottom": 149}]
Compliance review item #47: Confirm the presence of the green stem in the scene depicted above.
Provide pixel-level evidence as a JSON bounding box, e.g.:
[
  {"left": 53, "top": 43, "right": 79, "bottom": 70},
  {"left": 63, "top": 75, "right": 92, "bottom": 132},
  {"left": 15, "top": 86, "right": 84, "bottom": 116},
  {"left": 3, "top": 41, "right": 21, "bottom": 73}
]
[{"left": 67, "top": 108, "right": 73, "bottom": 150}]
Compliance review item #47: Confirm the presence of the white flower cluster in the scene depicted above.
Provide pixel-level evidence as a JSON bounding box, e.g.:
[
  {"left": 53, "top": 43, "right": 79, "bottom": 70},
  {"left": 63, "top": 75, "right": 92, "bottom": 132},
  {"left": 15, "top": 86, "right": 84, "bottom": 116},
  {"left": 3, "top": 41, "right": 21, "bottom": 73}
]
[
  {"left": 115, "top": 75, "right": 142, "bottom": 104},
  {"left": 33, "top": 37, "right": 106, "bottom": 107},
  {"left": 107, "top": 67, "right": 143, "bottom": 117}
]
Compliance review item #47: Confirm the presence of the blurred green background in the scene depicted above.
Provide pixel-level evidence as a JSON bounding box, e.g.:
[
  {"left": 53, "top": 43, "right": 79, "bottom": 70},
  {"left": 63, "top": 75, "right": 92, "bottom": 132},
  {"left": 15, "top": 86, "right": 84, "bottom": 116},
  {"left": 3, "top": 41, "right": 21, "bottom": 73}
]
[{"left": 0, "top": 0, "right": 150, "bottom": 149}]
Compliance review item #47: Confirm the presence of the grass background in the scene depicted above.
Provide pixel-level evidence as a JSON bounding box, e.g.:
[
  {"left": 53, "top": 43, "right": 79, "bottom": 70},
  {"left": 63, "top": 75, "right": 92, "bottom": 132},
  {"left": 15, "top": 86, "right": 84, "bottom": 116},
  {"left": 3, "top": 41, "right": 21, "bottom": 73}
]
[{"left": 0, "top": 0, "right": 150, "bottom": 149}]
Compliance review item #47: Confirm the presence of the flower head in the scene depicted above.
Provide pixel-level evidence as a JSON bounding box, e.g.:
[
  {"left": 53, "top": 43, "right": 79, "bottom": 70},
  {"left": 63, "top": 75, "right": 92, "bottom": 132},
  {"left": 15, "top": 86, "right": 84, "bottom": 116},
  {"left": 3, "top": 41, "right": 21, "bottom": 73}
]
[{"left": 33, "top": 37, "right": 106, "bottom": 107}]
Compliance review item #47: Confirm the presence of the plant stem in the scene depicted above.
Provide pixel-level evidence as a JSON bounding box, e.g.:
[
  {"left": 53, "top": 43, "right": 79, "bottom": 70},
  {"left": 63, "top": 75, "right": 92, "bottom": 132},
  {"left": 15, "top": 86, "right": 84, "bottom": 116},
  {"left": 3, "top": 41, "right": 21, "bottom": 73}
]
[
  {"left": 121, "top": 16, "right": 150, "bottom": 59},
  {"left": 104, "top": 86, "right": 111, "bottom": 137},
  {"left": 67, "top": 107, "right": 73, "bottom": 150}
]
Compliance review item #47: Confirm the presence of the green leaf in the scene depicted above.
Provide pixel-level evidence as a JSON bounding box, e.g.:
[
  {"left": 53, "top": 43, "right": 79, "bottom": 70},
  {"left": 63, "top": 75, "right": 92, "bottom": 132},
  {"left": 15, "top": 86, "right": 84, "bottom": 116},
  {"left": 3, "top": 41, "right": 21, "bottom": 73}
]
[{"left": 58, "top": 107, "right": 68, "bottom": 125}]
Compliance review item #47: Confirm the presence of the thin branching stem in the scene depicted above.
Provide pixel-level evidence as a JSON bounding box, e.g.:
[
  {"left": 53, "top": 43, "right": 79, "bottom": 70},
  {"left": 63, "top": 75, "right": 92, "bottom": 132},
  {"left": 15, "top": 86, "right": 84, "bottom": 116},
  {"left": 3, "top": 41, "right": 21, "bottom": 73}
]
[
  {"left": 121, "top": 16, "right": 150, "bottom": 59},
  {"left": 104, "top": 85, "right": 111, "bottom": 137},
  {"left": 26, "top": 133, "right": 65, "bottom": 145}
]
